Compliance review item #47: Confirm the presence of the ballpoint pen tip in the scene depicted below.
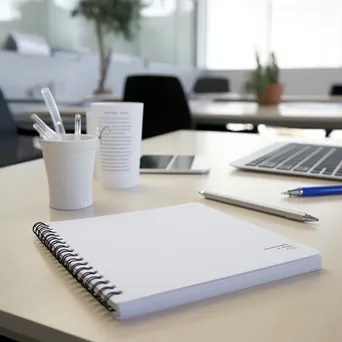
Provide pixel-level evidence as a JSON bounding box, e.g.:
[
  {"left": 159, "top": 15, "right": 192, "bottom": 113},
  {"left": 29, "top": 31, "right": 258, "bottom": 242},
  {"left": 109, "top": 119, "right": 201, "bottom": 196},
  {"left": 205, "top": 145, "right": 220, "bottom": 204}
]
[
  {"left": 304, "top": 214, "right": 319, "bottom": 222},
  {"left": 281, "top": 191, "right": 289, "bottom": 195}
]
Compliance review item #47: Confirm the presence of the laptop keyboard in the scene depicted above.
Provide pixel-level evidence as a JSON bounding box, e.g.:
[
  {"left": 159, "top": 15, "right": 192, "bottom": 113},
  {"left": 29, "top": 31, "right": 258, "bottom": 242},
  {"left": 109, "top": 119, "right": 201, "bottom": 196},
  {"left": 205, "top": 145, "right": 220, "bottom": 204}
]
[{"left": 244, "top": 143, "right": 342, "bottom": 178}]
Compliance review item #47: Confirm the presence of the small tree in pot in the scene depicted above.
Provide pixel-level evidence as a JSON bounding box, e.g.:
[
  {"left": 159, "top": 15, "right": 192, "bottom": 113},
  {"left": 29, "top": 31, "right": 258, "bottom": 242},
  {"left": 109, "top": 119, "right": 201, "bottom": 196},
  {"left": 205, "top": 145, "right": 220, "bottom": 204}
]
[
  {"left": 244, "top": 51, "right": 283, "bottom": 106},
  {"left": 72, "top": 0, "right": 144, "bottom": 95}
]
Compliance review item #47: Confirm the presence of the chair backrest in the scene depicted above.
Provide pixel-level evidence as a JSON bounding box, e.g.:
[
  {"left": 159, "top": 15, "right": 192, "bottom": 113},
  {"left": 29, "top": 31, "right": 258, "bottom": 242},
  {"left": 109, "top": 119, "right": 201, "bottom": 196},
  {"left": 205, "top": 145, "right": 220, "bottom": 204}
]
[
  {"left": 193, "top": 77, "right": 230, "bottom": 93},
  {"left": 0, "top": 88, "right": 17, "bottom": 134},
  {"left": 123, "top": 75, "right": 192, "bottom": 139},
  {"left": 330, "top": 84, "right": 342, "bottom": 96}
]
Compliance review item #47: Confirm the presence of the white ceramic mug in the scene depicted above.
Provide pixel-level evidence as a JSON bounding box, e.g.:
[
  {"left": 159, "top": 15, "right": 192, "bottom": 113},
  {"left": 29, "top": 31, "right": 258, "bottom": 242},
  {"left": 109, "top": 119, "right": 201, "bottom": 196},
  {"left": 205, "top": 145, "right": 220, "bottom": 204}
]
[
  {"left": 90, "top": 102, "right": 144, "bottom": 189},
  {"left": 40, "top": 134, "right": 98, "bottom": 210}
]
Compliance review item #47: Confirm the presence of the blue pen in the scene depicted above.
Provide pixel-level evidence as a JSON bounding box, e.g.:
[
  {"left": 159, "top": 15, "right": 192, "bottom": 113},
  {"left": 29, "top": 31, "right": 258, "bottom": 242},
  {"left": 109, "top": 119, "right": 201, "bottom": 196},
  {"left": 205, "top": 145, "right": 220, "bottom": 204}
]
[{"left": 282, "top": 185, "right": 342, "bottom": 197}]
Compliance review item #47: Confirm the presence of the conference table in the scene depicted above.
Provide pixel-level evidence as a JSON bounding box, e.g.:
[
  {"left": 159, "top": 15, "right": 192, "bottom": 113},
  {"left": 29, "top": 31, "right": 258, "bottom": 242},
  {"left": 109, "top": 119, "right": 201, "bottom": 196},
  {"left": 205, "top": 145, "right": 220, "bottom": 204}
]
[
  {"left": 18, "top": 101, "right": 342, "bottom": 131},
  {"left": 190, "top": 101, "right": 342, "bottom": 130},
  {"left": 190, "top": 92, "right": 342, "bottom": 103},
  {"left": 0, "top": 130, "right": 341, "bottom": 342},
  {"left": 82, "top": 93, "right": 342, "bottom": 103}
]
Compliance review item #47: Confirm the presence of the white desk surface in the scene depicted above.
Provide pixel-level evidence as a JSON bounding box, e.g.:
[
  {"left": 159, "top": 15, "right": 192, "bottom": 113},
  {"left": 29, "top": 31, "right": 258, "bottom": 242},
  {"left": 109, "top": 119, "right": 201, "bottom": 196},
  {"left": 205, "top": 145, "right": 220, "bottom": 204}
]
[
  {"left": 190, "top": 92, "right": 342, "bottom": 103},
  {"left": 19, "top": 101, "right": 342, "bottom": 130},
  {"left": 1, "top": 130, "right": 342, "bottom": 342}
]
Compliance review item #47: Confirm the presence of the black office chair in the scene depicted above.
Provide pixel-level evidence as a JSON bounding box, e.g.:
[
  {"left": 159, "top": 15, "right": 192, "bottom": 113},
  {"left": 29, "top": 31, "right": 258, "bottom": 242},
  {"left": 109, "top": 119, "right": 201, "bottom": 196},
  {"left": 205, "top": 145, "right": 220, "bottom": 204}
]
[
  {"left": 123, "top": 75, "right": 192, "bottom": 139},
  {"left": 0, "top": 90, "right": 18, "bottom": 134},
  {"left": 0, "top": 88, "right": 42, "bottom": 167},
  {"left": 193, "top": 77, "right": 230, "bottom": 93},
  {"left": 330, "top": 84, "right": 342, "bottom": 96}
]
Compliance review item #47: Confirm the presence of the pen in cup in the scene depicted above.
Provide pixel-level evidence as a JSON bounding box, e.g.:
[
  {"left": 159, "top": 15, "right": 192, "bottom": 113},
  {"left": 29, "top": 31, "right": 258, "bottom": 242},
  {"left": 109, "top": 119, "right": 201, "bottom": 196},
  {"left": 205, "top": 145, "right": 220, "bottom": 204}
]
[
  {"left": 74, "top": 114, "right": 81, "bottom": 139},
  {"left": 30, "top": 113, "right": 56, "bottom": 139},
  {"left": 33, "top": 123, "right": 50, "bottom": 140},
  {"left": 41, "top": 87, "right": 66, "bottom": 139}
]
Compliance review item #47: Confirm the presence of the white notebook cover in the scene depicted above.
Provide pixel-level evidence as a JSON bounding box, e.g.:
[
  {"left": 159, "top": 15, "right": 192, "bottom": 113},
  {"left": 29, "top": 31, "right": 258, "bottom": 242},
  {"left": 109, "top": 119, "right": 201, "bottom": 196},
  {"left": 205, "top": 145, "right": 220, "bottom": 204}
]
[{"left": 44, "top": 203, "right": 321, "bottom": 320}]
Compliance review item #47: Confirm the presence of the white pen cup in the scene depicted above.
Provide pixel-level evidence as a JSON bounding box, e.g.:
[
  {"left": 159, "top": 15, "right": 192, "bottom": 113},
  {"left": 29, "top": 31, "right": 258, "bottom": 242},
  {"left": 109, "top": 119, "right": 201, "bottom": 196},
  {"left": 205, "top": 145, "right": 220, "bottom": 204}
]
[
  {"left": 40, "top": 134, "right": 98, "bottom": 210},
  {"left": 91, "top": 102, "right": 144, "bottom": 189}
]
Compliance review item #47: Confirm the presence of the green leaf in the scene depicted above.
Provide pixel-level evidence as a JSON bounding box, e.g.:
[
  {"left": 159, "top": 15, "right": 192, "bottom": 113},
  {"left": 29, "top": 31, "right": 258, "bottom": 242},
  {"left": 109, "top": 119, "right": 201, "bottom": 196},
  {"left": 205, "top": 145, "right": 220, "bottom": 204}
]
[
  {"left": 243, "top": 50, "right": 280, "bottom": 95},
  {"left": 71, "top": 0, "right": 146, "bottom": 40}
]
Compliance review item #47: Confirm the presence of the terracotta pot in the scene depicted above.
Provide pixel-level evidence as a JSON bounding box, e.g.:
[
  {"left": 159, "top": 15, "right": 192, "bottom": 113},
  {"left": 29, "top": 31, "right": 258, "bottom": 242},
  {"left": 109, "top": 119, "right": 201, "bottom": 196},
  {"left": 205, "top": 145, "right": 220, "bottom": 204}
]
[
  {"left": 257, "top": 83, "right": 284, "bottom": 106},
  {"left": 93, "top": 89, "right": 113, "bottom": 95}
]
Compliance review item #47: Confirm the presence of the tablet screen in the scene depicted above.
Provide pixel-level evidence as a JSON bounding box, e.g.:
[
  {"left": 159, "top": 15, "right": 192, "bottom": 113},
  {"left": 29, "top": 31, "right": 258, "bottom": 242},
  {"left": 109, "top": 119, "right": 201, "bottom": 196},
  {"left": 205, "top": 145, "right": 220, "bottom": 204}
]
[
  {"left": 140, "top": 155, "right": 197, "bottom": 170},
  {"left": 168, "top": 156, "right": 195, "bottom": 170},
  {"left": 140, "top": 155, "right": 173, "bottom": 169}
]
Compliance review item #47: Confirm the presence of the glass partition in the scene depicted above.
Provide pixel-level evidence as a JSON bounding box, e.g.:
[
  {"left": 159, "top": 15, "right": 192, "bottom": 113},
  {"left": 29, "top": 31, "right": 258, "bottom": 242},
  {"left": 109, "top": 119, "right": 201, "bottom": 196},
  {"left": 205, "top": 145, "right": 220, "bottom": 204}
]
[
  {"left": 0, "top": 0, "right": 196, "bottom": 66},
  {"left": 0, "top": 0, "right": 49, "bottom": 44}
]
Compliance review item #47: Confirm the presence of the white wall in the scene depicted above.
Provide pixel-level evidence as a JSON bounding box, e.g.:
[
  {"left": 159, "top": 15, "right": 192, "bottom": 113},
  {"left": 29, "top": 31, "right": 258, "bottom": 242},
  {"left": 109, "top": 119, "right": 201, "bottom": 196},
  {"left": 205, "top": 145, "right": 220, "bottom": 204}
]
[
  {"left": 0, "top": 50, "right": 200, "bottom": 103},
  {"left": 203, "top": 68, "right": 342, "bottom": 95}
]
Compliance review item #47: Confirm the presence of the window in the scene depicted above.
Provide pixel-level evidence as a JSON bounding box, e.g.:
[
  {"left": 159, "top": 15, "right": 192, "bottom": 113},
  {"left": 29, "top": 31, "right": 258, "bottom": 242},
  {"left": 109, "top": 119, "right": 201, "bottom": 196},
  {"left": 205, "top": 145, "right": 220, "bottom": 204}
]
[
  {"left": 204, "top": 0, "right": 342, "bottom": 69},
  {"left": 141, "top": 0, "right": 176, "bottom": 17},
  {"left": 270, "top": 0, "right": 342, "bottom": 68}
]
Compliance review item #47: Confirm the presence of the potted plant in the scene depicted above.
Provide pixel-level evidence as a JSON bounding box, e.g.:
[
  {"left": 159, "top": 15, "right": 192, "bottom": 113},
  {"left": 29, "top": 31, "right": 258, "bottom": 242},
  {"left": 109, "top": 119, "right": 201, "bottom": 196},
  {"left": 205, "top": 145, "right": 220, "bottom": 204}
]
[
  {"left": 71, "top": 0, "right": 145, "bottom": 95},
  {"left": 244, "top": 51, "right": 283, "bottom": 106}
]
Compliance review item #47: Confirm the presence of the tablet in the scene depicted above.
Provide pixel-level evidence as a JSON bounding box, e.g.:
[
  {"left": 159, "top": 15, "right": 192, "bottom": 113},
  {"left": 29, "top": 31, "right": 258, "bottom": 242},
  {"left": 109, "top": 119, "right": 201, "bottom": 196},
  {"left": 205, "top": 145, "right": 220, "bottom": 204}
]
[{"left": 140, "top": 155, "right": 210, "bottom": 174}]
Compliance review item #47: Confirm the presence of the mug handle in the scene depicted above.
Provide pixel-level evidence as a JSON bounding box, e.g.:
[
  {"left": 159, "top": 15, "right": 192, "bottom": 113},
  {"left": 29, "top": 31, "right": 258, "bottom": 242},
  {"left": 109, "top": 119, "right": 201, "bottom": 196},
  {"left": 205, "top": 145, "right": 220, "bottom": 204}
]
[{"left": 97, "top": 125, "right": 111, "bottom": 140}]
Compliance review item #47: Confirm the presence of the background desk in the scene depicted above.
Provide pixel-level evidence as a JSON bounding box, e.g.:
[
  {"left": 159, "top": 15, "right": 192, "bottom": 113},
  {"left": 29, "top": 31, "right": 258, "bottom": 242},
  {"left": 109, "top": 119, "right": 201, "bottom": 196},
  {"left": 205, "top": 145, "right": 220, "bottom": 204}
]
[
  {"left": 0, "top": 130, "right": 341, "bottom": 342},
  {"left": 190, "top": 101, "right": 342, "bottom": 130},
  {"left": 81, "top": 93, "right": 342, "bottom": 104},
  {"left": 190, "top": 92, "right": 342, "bottom": 103},
  {"left": 17, "top": 101, "right": 342, "bottom": 131}
]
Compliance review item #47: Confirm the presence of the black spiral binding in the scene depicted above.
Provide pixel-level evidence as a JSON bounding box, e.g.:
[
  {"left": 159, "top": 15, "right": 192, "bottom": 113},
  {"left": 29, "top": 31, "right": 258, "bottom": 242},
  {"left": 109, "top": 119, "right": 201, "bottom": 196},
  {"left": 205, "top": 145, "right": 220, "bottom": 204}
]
[{"left": 32, "top": 222, "right": 122, "bottom": 312}]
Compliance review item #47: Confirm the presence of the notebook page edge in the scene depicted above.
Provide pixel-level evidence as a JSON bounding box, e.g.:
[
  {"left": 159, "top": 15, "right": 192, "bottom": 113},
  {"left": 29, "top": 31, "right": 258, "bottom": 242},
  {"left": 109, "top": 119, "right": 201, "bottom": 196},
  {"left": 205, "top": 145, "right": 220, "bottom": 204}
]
[{"left": 112, "top": 253, "right": 322, "bottom": 320}]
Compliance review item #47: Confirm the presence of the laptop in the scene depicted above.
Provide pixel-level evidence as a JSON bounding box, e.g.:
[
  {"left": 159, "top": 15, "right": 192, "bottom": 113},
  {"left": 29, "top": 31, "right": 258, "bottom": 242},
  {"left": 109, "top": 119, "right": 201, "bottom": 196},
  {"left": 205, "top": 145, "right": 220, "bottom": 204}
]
[{"left": 230, "top": 142, "right": 342, "bottom": 180}]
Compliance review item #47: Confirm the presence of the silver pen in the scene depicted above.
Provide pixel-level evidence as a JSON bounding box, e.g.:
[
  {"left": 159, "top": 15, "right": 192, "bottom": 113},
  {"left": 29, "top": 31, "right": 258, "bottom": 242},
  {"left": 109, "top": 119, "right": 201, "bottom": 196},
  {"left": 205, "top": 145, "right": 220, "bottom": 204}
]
[{"left": 198, "top": 190, "right": 319, "bottom": 223}]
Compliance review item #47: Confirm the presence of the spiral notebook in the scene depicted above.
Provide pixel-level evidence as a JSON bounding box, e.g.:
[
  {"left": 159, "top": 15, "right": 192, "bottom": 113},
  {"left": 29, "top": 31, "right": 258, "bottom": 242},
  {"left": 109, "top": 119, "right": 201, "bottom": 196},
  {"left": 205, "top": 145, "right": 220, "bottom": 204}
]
[{"left": 32, "top": 203, "right": 321, "bottom": 320}]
